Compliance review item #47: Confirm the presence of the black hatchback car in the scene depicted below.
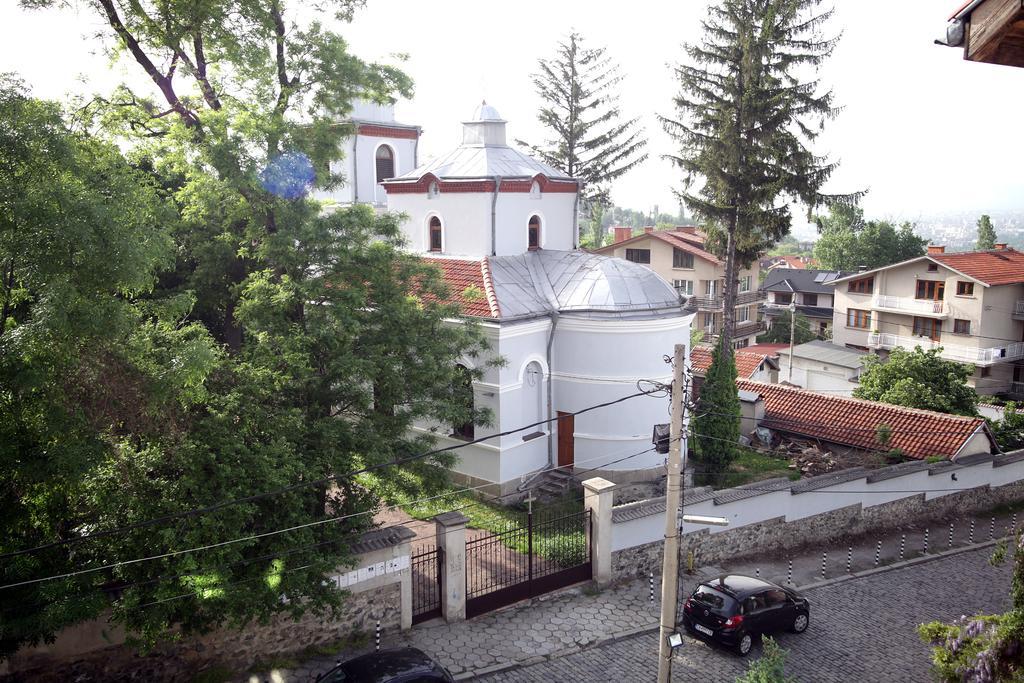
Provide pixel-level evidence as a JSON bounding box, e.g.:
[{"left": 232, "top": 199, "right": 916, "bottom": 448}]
[
  {"left": 682, "top": 575, "right": 810, "bottom": 656},
  {"left": 314, "top": 647, "right": 455, "bottom": 682}
]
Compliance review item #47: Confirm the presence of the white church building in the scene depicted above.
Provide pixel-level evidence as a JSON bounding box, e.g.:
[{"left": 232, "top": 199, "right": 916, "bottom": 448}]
[{"left": 323, "top": 101, "right": 693, "bottom": 494}]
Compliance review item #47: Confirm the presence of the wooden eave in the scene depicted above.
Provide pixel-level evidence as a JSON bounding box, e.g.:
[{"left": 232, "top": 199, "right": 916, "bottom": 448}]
[{"left": 964, "top": 0, "right": 1024, "bottom": 67}]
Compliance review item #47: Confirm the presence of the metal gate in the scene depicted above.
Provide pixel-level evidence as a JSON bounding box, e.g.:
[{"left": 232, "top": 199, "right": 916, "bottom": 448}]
[
  {"left": 465, "top": 508, "right": 591, "bottom": 619},
  {"left": 411, "top": 544, "right": 443, "bottom": 625}
]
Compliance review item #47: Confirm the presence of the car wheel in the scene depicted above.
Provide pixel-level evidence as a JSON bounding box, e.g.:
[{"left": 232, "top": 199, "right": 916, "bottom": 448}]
[
  {"left": 790, "top": 611, "right": 809, "bottom": 633},
  {"left": 736, "top": 632, "right": 753, "bottom": 657}
]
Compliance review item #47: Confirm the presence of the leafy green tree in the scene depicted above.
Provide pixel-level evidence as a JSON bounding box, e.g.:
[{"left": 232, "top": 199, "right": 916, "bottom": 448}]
[
  {"left": 735, "top": 637, "right": 794, "bottom": 683},
  {"left": 920, "top": 533, "right": 1024, "bottom": 681},
  {"left": 988, "top": 402, "right": 1024, "bottom": 452},
  {"left": 519, "top": 32, "right": 647, "bottom": 208},
  {"left": 813, "top": 205, "right": 926, "bottom": 271},
  {"left": 8, "top": 0, "right": 488, "bottom": 656},
  {"left": 853, "top": 347, "right": 979, "bottom": 416},
  {"left": 693, "top": 338, "right": 741, "bottom": 486},
  {"left": 977, "top": 214, "right": 998, "bottom": 250},
  {"left": 757, "top": 313, "right": 819, "bottom": 345},
  {"left": 663, "top": 0, "right": 856, "bottom": 346}
]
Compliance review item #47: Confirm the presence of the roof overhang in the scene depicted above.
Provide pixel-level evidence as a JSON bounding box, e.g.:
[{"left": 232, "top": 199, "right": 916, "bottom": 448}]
[
  {"left": 949, "top": 0, "right": 1024, "bottom": 68},
  {"left": 825, "top": 255, "right": 991, "bottom": 288}
]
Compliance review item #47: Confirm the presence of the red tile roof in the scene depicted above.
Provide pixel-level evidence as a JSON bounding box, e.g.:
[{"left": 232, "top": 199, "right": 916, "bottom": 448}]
[
  {"left": 691, "top": 346, "right": 769, "bottom": 379},
  {"left": 929, "top": 248, "right": 1024, "bottom": 286},
  {"left": 735, "top": 380, "right": 994, "bottom": 460},
  {"left": 421, "top": 257, "right": 500, "bottom": 318},
  {"left": 742, "top": 343, "right": 789, "bottom": 356},
  {"left": 594, "top": 227, "right": 722, "bottom": 265}
]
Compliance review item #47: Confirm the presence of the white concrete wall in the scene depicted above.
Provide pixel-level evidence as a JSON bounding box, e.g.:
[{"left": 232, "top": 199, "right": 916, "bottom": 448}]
[
  {"left": 493, "top": 192, "right": 576, "bottom": 255},
  {"left": 312, "top": 129, "right": 417, "bottom": 207},
  {"left": 777, "top": 355, "right": 859, "bottom": 395},
  {"left": 610, "top": 454, "right": 1024, "bottom": 552}
]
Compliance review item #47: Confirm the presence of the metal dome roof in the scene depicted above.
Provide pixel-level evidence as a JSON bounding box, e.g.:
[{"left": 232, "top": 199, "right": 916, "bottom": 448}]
[
  {"left": 469, "top": 100, "right": 504, "bottom": 122},
  {"left": 487, "top": 250, "right": 687, "bottom": 320}
]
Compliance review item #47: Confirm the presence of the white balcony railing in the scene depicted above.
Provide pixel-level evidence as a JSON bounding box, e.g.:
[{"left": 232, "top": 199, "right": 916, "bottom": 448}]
[
  {"left": 867, "top": 332, "right": 1024, "bottom": 366},
  {"left": 1012, "top": 381, "right": 1024, "bottom": 396},
  {"left": 1014, "top": 301, "right": 1024, "bottom": 319},
  {"left": 871, "top": 295, "right": 945, "bottom": 317}
]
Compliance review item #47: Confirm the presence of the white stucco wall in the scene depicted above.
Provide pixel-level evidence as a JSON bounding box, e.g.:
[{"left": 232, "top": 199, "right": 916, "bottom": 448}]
[{"left": 313, "top": 131, "right": 417, "bottom": 208}]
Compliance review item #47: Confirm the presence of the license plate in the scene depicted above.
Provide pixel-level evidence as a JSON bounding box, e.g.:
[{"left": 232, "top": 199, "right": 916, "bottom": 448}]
[{"left": 695, "top": 624, "right": 713, "bottom": 636}]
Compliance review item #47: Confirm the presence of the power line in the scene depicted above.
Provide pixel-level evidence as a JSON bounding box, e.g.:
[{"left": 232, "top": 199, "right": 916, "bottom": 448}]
[
  {"left": 0, "top": 438, "right": 664, "bottom": 593},
  {"left": 0, "top": 389, "right": 657, "bottom": 561}
]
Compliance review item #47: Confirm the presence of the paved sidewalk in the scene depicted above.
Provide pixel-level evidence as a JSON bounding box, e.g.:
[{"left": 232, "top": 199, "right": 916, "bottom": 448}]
[{"left": 244, "top": 505, "right": 1023, "bottom": 682}]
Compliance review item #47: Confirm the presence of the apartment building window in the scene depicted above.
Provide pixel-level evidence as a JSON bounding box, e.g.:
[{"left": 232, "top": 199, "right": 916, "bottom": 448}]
[
  {"left": 956, "top": 281, "right": 975, "bottom": 296},
  {"left": 927, "top": 263, "right": 939, "bottom": 272},
  {"left": 774, "top": 292, "right": 792, "bottom": 305},
  {"left": 847, "top": 309, "right": 871, "bottom": 329},
  {"left": 848, "top": 277, "right": 874, "bottom": 294},
  {"left": 913, "top": 316, "right": 942, "bottom": 341},
  {"left": 803, "top": 293, "right": 818, "bottom": 306},
  {"left": 915, "top": 280, "right": 945, "bottom": 300},
  {"left": 674, "top": 279, "right": 694, "bottom": 295},
  {"left": 705, "top": 280, "right": 718, "bottom": 297},
  {"left": 625, "top": 248, "right": 651, "bottom": 264},
  {"left": 980, "top": 366, "right": 991, "bottom": 378},
  {"left": 673, "top": 248, "right": 695, "bottom": 269},
  {"left": 737, "top": 306, "right": 750, "bottom": 322},
  {"left": 734, "top": 338, "right": 750, "bottom": 349},
  {"left": 739, "top": 275, "right": 752, "bottom": 292},
  {"left": 954, "top": 319, "right": 972, "bottom": 335}
]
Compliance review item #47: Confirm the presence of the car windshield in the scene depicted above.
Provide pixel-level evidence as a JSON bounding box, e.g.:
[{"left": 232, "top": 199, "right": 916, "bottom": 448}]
[{"left": 692, "top": 585, "right": 733, "bottom": 611}]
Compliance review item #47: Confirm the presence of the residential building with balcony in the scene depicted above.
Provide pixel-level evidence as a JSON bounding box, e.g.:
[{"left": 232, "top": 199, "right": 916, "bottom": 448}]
[
  {"left": 828, "top": 244, "right": 1024, "bottom": 396},
  {"left": 594, "top": 227, "right": 765, "bottom": 348},
  {"left": 761, "top": 268, "right": 850, "bottom": 339}
]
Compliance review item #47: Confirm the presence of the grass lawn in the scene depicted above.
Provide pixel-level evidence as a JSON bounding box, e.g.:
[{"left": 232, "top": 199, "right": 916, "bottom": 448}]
[
  {"left": 360, "top": 467, "right": 586, "bottom": 566},
  {"left": 712, "top": 450, "right": 798, "bottom": 489}
]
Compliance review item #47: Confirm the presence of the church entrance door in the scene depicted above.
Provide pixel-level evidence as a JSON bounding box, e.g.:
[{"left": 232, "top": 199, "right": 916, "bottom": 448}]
[{"left": 556, "top": 411, "right": 574, "bottom": 468}]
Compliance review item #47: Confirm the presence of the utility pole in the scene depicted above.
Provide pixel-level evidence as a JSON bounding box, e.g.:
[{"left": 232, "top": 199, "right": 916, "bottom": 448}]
[
  {"left": 788, "top": 301, "right": 797, "bottom": 383},
  {"left": 657, "top": 343, "right": 687, "bottom": 683}
]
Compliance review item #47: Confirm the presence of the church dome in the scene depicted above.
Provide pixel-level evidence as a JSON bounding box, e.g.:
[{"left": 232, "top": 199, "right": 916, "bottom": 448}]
[
  {"left": 486, "top": 250, "right": 687, "bottom": 320},
  {"left": 470, "top": 100, "right": 505, "bottom": 122}
]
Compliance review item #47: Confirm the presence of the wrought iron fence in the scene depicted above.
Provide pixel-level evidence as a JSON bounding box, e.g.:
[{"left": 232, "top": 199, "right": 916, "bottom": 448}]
[{"left": 411, "top": 544, "right": 442, "bottom": 625}]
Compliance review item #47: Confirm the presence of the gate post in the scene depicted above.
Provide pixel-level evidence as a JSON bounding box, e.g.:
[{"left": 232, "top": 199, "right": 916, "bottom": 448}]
[
  {"left": 583, "top": 477, "right": 616, "bottom": 586},
  {"left": 435, "top": 511, "right": 469, "bottom": 622}
]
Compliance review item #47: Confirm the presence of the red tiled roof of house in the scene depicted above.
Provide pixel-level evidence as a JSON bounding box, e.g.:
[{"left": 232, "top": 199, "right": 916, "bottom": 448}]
[
  {"left": 421, "top": 257, "right": 500, "bottom": 318},
  {"left": 594, "top": 227, "right": 722, "bottom": 265},
  {"left": 742, "top": 343, "right": 789, "bottom": 356},
  {"left": 691, "top": 346, "right": 769, "bottom": 379},
  {"left": 735, "top": 380, "right": 994, "bottom": 460},
  {"left": 775, "top": 255, "right": 808, "bottom": 269},
  {"left": 929, "top": 248, "right": 1024, "bottom": 286}
]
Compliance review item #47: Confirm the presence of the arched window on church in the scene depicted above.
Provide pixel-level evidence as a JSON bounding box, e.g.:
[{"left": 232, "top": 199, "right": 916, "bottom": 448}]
[
  {"left": 522, "top": 361, "right": 544, "bottom": 440},
  {"left": 375, "top": 145, "right": 395, "bottom": 183},
  {"left": 528, "top": 215, "right": 541, "bottom": 251},
  {"left": 429, "top": 216, "right": 443, "bottom": 252},
  {"left": 451, "top": 365, "right": 475, "bottom": 440}
]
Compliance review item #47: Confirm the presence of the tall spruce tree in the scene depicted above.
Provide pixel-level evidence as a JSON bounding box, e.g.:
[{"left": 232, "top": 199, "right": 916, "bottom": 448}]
[
  {"left": 976, "top": 214, "right": 998, "bottom": 250},
  {"left": 692, "top": 338, "right": 741, "bottom": 486},
  {"left": 518, "top": 32, "right": 647, "bottom": 235},
  {"left": 662, "top": 0, "right": 856, "bottom": 345}
]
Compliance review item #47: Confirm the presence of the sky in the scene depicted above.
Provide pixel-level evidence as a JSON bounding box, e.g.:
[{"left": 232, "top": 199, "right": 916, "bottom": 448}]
[{"left": 4, "top": 1, "right": 1024, "bottom": 239}]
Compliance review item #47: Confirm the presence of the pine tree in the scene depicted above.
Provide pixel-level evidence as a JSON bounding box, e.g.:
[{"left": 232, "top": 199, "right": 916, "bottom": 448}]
[
  {"left": 663, "top": 0, "right": 858, "bottom": 345},
  {"left": 519, "top": 32, "right": 647, "bottom": 211},
  {"left": 976, "top": 214, "right": 998, "bottom": 250},
  {"left": 692, "top": 337, "right": 741, "bottom": 486}
]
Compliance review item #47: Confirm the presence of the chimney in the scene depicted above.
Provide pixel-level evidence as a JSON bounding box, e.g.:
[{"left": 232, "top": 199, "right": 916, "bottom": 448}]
[
  {"left": 644, "top": 226, "right": 655, "bottom": 234},
  {"left": 613, "top": 227, "right": 632, "bottom": 244},
  {"left": 927, "top": 245, "right": 946, "bottom": 254},
  {"left": 994, "top": 243, "right": 1008, "bottom": 250}
]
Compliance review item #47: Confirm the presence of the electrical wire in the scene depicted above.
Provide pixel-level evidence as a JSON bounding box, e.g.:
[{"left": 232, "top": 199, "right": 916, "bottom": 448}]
[{"left": 0, "top": 389, "right": 659, "bottom": 562}]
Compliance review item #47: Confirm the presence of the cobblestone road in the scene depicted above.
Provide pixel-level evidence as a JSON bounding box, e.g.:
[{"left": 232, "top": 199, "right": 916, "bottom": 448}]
[{"left": 477, "top": 544, "right": 1013, "bottom": 682}]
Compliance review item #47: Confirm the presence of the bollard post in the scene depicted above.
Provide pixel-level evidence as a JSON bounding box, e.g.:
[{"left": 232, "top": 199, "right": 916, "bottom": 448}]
[
  {"left": 991, "top": 517, "right": 996, "bottom": 541},
  {"left": 847, "top": 546, "right": 852, "bottom": 573},
  {"left": 755, "top": 567, "right": 760, "bottom": 579},
  {"left": 899, "top": 534, "right": 905, "bottom": 561},
  {"left": 821, "top": 552, "right": 827, "bottom": 580},
  {"left": 649, "top": 571, "right": 654, "bottom": 604},
  {"left": 874, "top": 540, "right": 881, "bottom": 567},
  {"left": 949, "top": 523, "right": 954, "bottom": 549},
  {"left": 375, "top": 619, "right": 381, "bottom": 652},
  {"left": 924, "top": 528, "right": 929, "bottom": 555},
  {"left": 787, "top": 559, "right": 793, "bottom": 585},
  {"left": 1013, "top": 513, "right": 1018, "bottom": 535},
  {"left": 969, "top": 519, "right": 975, "bottom": 544}
]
